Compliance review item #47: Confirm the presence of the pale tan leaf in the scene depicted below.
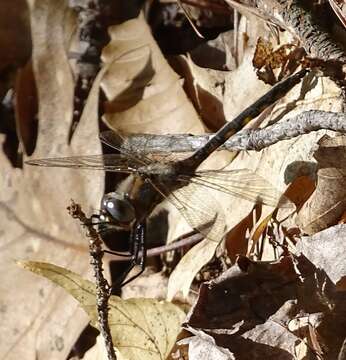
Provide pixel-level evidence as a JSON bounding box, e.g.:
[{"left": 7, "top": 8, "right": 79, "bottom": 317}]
[
  {"left": 167, "top": 238, "right": 219, "bottom": 300},
  {"left": 100, "top": 15, "right": 204, "bottom": 135},
  {"left": 0, "top": 2, "right": 103, "bottom": 360},
  {"left": 18, "top": 261, "right": 186, "bottom": 360}
]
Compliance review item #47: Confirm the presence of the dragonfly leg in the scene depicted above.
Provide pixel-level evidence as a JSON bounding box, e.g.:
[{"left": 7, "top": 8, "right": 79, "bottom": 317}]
[
  {"left": 89, "top": 214, "right": 113, "bottom": 229},
  {"left": 103, "top": 249, "right": 132, "bottom": 257},
  {"left": 120, "top": 222, "right": 147, "bottom": 287},
  {"left": 110, "top": 221, "right": 146, "bottom": 293}
]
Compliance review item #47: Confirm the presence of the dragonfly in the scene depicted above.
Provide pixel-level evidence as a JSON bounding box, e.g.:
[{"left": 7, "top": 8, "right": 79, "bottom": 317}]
[{"left": 26, "top": 70, "right": 306, "bottom": 288}]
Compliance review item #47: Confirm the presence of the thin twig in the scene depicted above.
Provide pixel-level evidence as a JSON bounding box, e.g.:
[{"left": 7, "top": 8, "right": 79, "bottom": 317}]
[
  {"left": 179, "top": 69, "right": 308, "bottom": 170},
  {"left": 67, "top": 200, "right": 117, "bottom": 360},
  {"left": 104, "top": 230, "right": 204, "bottom": 262},
  {"left": 113, "top": 110, "right": 346, "bottom": 153}
]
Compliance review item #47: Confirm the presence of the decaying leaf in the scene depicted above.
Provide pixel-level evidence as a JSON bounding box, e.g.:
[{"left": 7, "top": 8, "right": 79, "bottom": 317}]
[
  {"left": 252, "top": 37, "right": 305, "bottom": 85},
  {"left": 283, "top": 175, "right": 315, "bottom": 211},
  {"left": 167, "top": 236, "right": 222, "bottom": 300},
  {"left": 297, "top": 134, "right": 346, "bottom": 234},
  {"left": 183, "top": 254, "right": 346, "bottom": 359},
  {"left": 18, "top": 261, "right": 186, "bottom": 360},
  {"left": 296, "top": 224, "right": 346, "bottom": 290}
]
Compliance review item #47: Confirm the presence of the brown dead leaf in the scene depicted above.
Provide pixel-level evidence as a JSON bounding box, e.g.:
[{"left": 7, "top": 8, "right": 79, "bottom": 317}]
[
  {"left": 185, "top": 254, "right": 346, "bottom": 359},
  {"left": 225, "top": 205, "right": 261, "bottom": 263},
  {"left": 284, "top": 175, "right": 315, "bottom": 211},
  {"left": 101, "top": 15, "right": 204, "bottom": 135},
  {"left": 252, "top": 38, "right": 304, "bottom": 85},
  {"left": 246, "top": 210, "right": 275, "bottom": 258},
  {"left": 297, "top": 134, "right": 346, "bottom": 234},
  {"left": 223, "top": 49, "right": 271, "bottom": 122},
  {"left": 19, "top": 261, "right": 186, "bottom": 360},
  {"left": 0, "top": 2, "right": 103, "bottom": 360}
]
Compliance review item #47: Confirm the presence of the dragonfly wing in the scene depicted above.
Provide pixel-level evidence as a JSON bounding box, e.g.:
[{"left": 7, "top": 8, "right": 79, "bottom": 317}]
[
  {"left": 100, "top": 131, "right": 153, "bottom": 165},
  {"left": 156, "top": 180, "right": 227, "bottom": 243},
  {"left": 177, "top": 169, "right": 292, "bottom": 208},
  {"left": 25, "top": 153, "right": 141, "bottom": 173},
  {"left": 101, "top": 130, "right": 194, "bottom": 165}
]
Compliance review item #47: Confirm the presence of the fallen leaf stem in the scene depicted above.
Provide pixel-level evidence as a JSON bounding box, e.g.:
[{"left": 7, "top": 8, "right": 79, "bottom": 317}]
[{"left": 68, "top": 200, "right": 117, "bottom": 360}]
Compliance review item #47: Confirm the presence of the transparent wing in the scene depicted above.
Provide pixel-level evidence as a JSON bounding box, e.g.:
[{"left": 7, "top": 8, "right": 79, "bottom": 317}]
[
  {"left": 25, "top": 153, "right": 142, "bottom": 173},
  {"left": 155, "top": 181, "right": 227, "bottom": 243},
  {"left": 100, "top": 131, "right": 152, "bottom": 165},
  {"left": 176, "top": 169, "right": 291, "bottom": 208},
  {"left": 154, "top": 168, "right": 290, "bottom": 242},
  {"left": 100, "top": 130, "right": 192, "bottom": 164}
]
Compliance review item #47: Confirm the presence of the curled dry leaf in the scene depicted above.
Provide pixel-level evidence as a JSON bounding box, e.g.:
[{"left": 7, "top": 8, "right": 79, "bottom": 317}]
[
  {"left": 101, "top": 15, "right": 204, "bottom": 135},
  {"left": 297, "top": 134, "right": 346, "bottom": 234},
  {"left": 18, "top": 261, "right": 186, "bottom": 360},
  {"left": 252, "top": 37, "right": 305, "bottom": 85}
]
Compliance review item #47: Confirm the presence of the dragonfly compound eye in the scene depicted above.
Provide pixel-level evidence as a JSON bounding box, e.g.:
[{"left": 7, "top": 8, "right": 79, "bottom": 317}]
[{"left": 101, "top": 192, "right": 136, "bottom": 224}]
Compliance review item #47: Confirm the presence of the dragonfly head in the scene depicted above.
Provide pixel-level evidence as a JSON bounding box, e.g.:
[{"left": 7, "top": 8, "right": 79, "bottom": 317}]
[{"left": 100, "top": 192, "right": 136, "bottom": 226}]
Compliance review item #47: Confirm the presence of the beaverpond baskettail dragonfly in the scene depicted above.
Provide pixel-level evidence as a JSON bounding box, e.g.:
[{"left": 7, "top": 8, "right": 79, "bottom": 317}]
[{"left": 26, "top": 69, "right": 306, "bottom": 288}]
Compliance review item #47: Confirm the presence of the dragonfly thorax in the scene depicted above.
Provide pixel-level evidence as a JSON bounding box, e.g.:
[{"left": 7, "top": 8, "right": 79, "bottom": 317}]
[{"left": 100, "top": 192, "right": 136, "bottom": 225}]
